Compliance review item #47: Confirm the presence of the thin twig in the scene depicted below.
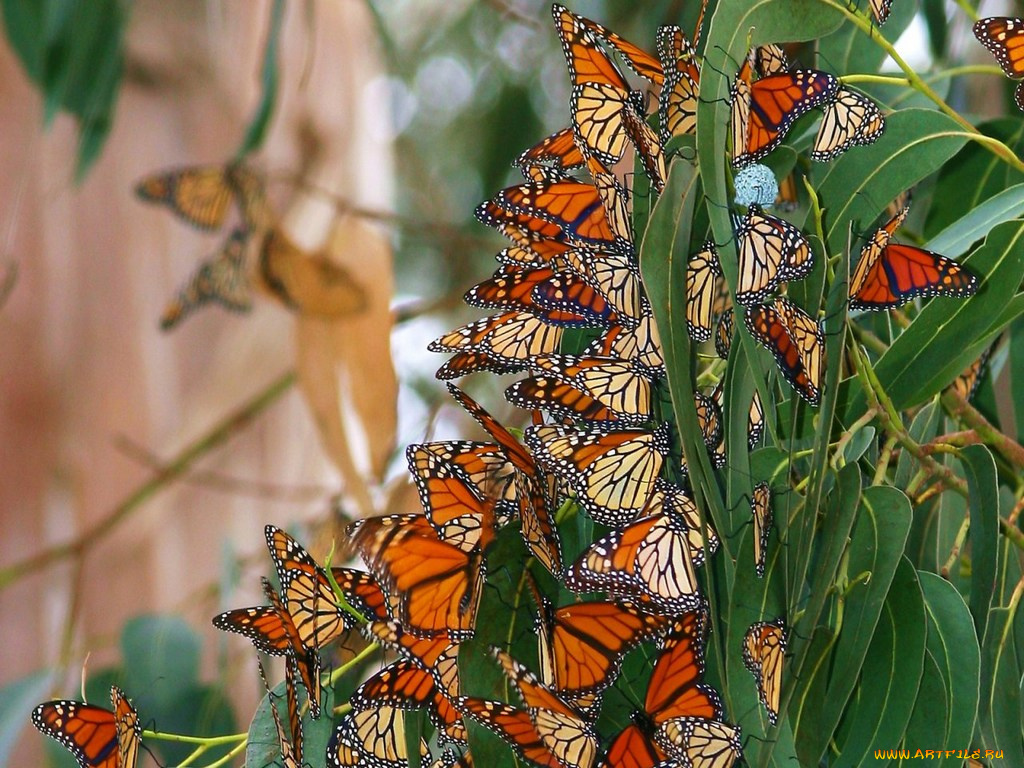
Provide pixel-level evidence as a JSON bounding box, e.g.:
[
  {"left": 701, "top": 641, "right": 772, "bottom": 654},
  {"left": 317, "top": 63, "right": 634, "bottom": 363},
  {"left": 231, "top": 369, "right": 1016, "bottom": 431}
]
[
  {"left": 0, "top": 371, "right": 296, "bottom": 590},
  {"left": 114, "top": 435, "right": 333, "bottom": 503},
  {"left": 943, "top": 389, "right": 1024, "bottom": 469}
]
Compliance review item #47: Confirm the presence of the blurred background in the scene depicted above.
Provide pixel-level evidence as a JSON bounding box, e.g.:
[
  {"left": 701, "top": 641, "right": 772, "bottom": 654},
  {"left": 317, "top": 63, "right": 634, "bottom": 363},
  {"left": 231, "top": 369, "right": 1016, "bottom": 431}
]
[{"left": 0, "top": 0, "right": 1001, "bottom": 765}]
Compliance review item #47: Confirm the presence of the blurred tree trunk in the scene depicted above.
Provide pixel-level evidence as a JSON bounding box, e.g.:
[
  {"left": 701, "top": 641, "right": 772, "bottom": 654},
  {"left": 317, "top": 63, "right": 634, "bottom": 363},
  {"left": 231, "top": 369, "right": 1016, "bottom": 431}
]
[{"left": 0, "top": 0, "right": 394, "bottom": 760}]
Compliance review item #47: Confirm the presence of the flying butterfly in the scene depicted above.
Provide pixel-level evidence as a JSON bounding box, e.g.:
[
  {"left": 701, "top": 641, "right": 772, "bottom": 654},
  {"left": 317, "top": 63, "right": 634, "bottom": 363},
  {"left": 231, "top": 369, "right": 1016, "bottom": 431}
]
[
  {"left": 745, "top": 297, "right": 825, "bottom": 406},
  {"left": 849, "top": 205, "right": 977, "bottom": 311},
  {"left": 526, "top": 423, "right": 669, "bottom": 527},
  {"left": 730, "top": 55, "right": 839, "bottom": 167},
  {"left": 160, "top": 228, "right": 252, "bottom": 330},
  {"left": 974, "top": 17, "right": 1024, "bottom": 111},
  {"left": 347, "top": 513, "right": 484, "bottom": 640},
  {"left": 135, "top": 162, "right": 265, "bottom": 230},
  {"left": 533, "top": 592, "right": 668, "bottom": 696},
  {"left": 811, "top": 87, "right": 885, "bottom": 162},
  {"left": 32, "top": 686, "right": 141, "bottom": 768},
  {"left": 734, "top": 204, "right": 813, "bottom": 305},
  {"left": 742, "top": 620, "right": 787, "bottom": 725}
]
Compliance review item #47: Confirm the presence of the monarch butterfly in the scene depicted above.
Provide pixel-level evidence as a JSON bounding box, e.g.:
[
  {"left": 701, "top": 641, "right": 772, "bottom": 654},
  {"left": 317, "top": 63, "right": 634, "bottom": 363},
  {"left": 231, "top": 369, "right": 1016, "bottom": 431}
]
[
  {"left": 552, "top": 5, "right": 666, "bottom": 192},
  {"left": 458, "top": 698, "right": 563, "bottom": 768},
  {"left": 742, "top": 620, "right": 787, "bottom": 724},
  {"left": 734, "top": 204, "right": 813, "bottom": 305},
  {"left": 364, "top": 620, "right": 459, "bottom": 691},
  {"left": 686, "top": 243, "right": 725, "bottom": 343},
  {"left": 429, "top": 750, "right": 474, "bottom": 768},
  {"left": 600, "top": 613, "right": 738, "bottom": 768},
  {"left": 655, "top": 717, "right": 744, "bottom": 768},
  {"left": 756, "top": 44, "right": 789, "bottom": 77},
  {"left": 974, "top": 18, "right": 1024, "bottom": 110},
  {"left": 213, "top": 577, "right": 324, "bottom": 718},
  {"left": 266, "top": 525, "right": 361, "bottom": 651},
  {"left": 870, "top": 0, "right": 893, "bottom": 24},
  {"left": 492, "top": 647, "right": 599, "bottom": 768},
  {"left": 751, "top": 482, "right": 773, "bottom": 578},
  {"left": 774, "top": 172, "right": 800, "bottom": 211},
  {"left": 849, "top": 205, "right": 978, "bottom": 310},
  {"left": 495, "top": 244, "right": 566, "bottom": 269},
  {"left": 348, "top": 513, "right": 484, "bottom": 640},
  {"left": 329, "top": 705, "right": 429, "bottom": 768},
  {"left": 946, "top": 342, "right": 996, "bottom": 402},
  {"left": 476, "top": 199, "right": 575, "bottom": 253},
  {"left": 406, "top": 449, "right": 498, "bottom": 553},
  {"left": 407, "top": 441, "right": 519, "bottom": 523},
  {"left": 447, "top": 384, "right": 562, "bottom": 575},
  {"left": 532, "top": 271, "right": 622, "bottom": 328},
  {"left": 327, "top": 566, "right": 391, "bottom": 624},
  {"left": 643, "top": 478, "right": 719, "bottom": 565},
  {"left": 591, "top": 168, "right": 636, "bottom": 245},
  {"left": 715, "top": 308, "right": 734, "bottom": 359},
  {"left": 570, "top": 8, "right": 665, "bottom": 85},
  {"left": 32, "top": 686, "right": 141, "bottom": 768},
  {"left": 493, "top": 178, "right": 626, "bottom": 250},
  {"left": 505, "top": 354, "right": 653, "bottom": 426},
  {"left": 811, "top": 88, "right": 885, "bottom": 162},
  {"left": 429, "top": 311, "right": 564, "bottom": 379},
  {"left": 516, "top": 127, "right": 587, "bottom": 175},
  {"left": 731, "top": 59, "right": 839, "bottom": 167},
  {"left": 688, "top": 393, "right": 729, "bottom": 473},
  {"left": 465, "top": 266, "right": 614, "bottom": 327},
  {"left": 135, "top": 162, "right": 265, "bottom": 230},
  {"left": 566, "top": 499, "right": 703, "bottom": 613},
  {"left": 709, "top": 381, "right": 765, "bottom": 452},
  {"left": 351, "top": 655, "right": 467, "bottom": 745},
  {"left": 526, "top": 423, "right": 668, "bottom": 527},
  {"left": 656, "top": 26, "right": 700, "bottom": 143},
  {"left": 745, "top": 297, "right": 825, "bottom": 406},
  {"left": 160, "top": 228, "right": 251, "bottom": 330},
  {"left": 586, "top": 298, "right": 666, "bottom": 373},
  {"left": 257, "top": 659, "right": 302, "bottom": 768},
  {"left": 562, "top": 247, "right": 642, "bottom": 322},
  {"left": 531, "top": 581, "right": 668, "bottom": 696}
]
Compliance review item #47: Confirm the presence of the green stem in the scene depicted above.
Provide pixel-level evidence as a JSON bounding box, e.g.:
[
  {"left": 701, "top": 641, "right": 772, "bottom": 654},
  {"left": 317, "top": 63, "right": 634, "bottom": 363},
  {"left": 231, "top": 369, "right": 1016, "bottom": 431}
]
[{"left": 820, "top": 0, "right": 1024, "bottom": 173}]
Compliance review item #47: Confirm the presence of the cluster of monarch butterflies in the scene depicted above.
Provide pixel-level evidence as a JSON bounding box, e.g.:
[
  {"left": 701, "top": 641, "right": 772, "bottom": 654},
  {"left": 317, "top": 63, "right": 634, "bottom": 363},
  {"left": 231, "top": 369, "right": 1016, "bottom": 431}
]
[{"left": 32, "top": 4, "right": 1004, "bottom": 768}]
